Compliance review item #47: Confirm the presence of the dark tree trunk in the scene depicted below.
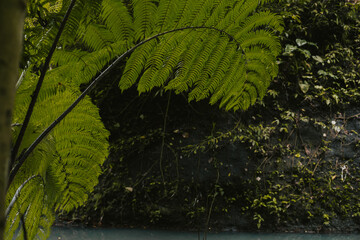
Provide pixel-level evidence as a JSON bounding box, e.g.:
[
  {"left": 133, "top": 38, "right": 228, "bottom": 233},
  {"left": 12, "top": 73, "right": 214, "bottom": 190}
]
[{"left": 0, "top": 0, "right": 25, "bottom": 239}]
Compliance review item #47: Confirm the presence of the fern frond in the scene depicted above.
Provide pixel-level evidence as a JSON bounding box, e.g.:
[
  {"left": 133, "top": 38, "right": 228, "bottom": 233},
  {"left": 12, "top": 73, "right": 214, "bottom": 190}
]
[
  {"left": 211, "top": 53, "right": 246, "bottom": 106},
  {"left": 51, "top": 40, "right": 127, "bottom": 86},
  {"left": 167, "top": 33, "right": 222, "bottom": 93},
  {"left": 188, "top": 36, "right": 230, "bottom": 101},
  {"left": 102, "top": 0, "right": 133, "bottom": 42},
  {"left": 245, "top": 46, "right": 278, "bottom": 77},
  {"left": 61, "top": 0, "right": 103, "bottom": 46},
  {"left": 189, "top": 42, "right": 237, "bottom": 101},
  {"left": 236, "top": 11, "right": 284, "bottom": 37},
  {"left": 216, "top": 0, "right": 255, "bottom": 30},
  {"left": 239, "top": 29, "right": 282, "bottom": 55},
  {"left": 9, "top": 60, "right": 109, "bottom": 240},
  {"left": 52, "top": 49, "right": 89, "bottom": 65},
  {"left": 119, "top": 40, "right": 158, "bottom": 90},
  {"left": 175, "top": 0, "right": 210, "bottom": 27},
  {"left": 81, "top": 23, "right": 116, "bottom": 51},
  {"left": 132, "top": 0, "right": 159, "bottom": 41},
  {"left": 137, "top": 31, "right": 194, "bottom": 92},
  {"left": 153, "top": 0, "right": 176, "bottom": 32},
  {"left": 5, "top": 176, "right": 50, "bottom": 240},
  {"left": 198, "top": 0, "right": 233, "bottom": 27}
]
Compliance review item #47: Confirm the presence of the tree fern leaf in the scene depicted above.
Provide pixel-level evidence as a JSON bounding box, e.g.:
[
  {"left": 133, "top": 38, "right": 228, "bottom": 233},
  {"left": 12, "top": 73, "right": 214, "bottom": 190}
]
[
  {"left": 81, "top": 24, "right": 115, "bottom": 51},
  {"left": 191, "top": 0, "right": 223, "bottom": 26},
  {"left": 61, "top": 0, "right": 104, "bottom": 46},
  {"left": 139, "top": 31, "right": 193, "bottom": 91},
  {"left": 119, "top": 40, "right": 158, "bottom": 90},
  {"left": 188, "top": 36, "right": 230, "bottom": 101},
  {"left": 198, "top": 0, "right": 233, "bottom": 27},
  {"left": 153, "top": 0, "right": 177, "bottom": 32},
  {"left": 171, "top": 0, "right": 193, "bottom": 29},
  {"left": 52, "top": 41, "right": 127, "bottom": 86},
  {"left": 235, "top": 11, "right": 284, "bottom": 37},
  {"left": 239, "top": 30, "right": 282, "bottom": 55},
  {"left": 137, "top": 31, "right": 188, "bottom": 91},
  {"left": 102, "top": 0, "right": 133, "bottom": 42},
  {"left": 132, "top": 0, "right": 159, "bottom": 41},
  {"left": 9, "top": 68, "right": 109, "bottom": 239},
  {"left": 61, "top": 2, "right": 82, "bottom": 45},
  {"left": 165, "top": 31, "right": 214, "bottom": 92},
  {"left": 52, "top": 49, "right": 89, "bottom": 66},
  {"left": 213, "top": 54, "right": 246, "bottom": 106},
  {"left": 174, "top": 35, "right": 221, "bottom": 93},
  {"left": 245, "top": 46, "right": 278, "bottom": 77},
  {"left": 215, "top": 0, "right": 251, "bottom": 30},
  {"left": 193, "top": 43, "right": 237, "bottom": 101},
  {"left": 176, "top": 0, "right": 210, "bottom": 27}
]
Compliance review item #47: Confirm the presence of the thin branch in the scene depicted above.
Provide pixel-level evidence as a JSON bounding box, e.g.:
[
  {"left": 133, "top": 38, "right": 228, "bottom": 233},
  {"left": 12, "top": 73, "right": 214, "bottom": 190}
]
[
  {"left": 11, "top": 0, "right": 77, "bottom": 167},
  {"left": 5, "top": 175, "right": 41, "bottom": 217},
  {"left": 8, "top": 25, "right": 241, "bottom": 188},
  {"left": 204, "top": 166, "right": 220, "bottom": 240},
  {"left": 159, "top": 91, "right": 171, "bottom": 187}
]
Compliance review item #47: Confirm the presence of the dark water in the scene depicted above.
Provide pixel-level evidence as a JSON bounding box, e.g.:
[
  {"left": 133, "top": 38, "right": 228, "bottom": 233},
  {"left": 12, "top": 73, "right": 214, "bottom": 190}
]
[{"left": 49, "top": 227, "right": 360, "bottom": 240}]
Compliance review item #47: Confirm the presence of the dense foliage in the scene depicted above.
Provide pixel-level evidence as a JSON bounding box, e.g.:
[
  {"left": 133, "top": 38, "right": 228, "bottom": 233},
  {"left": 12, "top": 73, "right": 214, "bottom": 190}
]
[
  {"left": 7, "top": 0, "right": 282, "bottom": 239},
  {"left": 7, "top": 1, "right": 109, "bottom": 239},
  {"left": 67, "top": 0, "right": 360, "bottom": 233}
]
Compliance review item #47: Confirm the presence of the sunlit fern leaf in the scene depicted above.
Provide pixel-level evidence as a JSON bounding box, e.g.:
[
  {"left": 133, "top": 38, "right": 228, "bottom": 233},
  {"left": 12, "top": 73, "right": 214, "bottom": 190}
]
[
  {"left": 137, "top": 31, "right": 191, "bottom": 92},
  {"left": 239, "top": 30, "right": 282, "bottom": 55},
  {"left": 102, "top": 0, "right": 133, "bottom": 42},
  {"left": 27, "top": 89, "right": 109, "bottom": 211},
  {"left": 9, "top": 63, "right": 109, "bottom": 240},
  {"left": 61, "top": 0, "right": 103, "bottom": 45},
  {"left": 235, "top": 11, "right": 284, "bottom": 37},
  {"left": 136, "top": 32, "right": 186, "bottom": 92},
  {"left": 164, "top": 31, "right": 216, "bottom": 92},
  {"left": 245, "top": 46, "right": 278, "bottom": 76},
  {"left": 52, "top": 49, "right": 89, "bottom": 66},
  {"left": 119, "top": 40, "right": 158, "bottom": 91},
  {"left": 153, "top": 0, "right": 177, "bottom": 32},
  {"left": 213, "top": 55, "right": 247, "bottom": 106},
  {"left": 188, "top": 39, "right": 236, "bottom": 101},
  {"left": 216, "top": 0, "right": 257, "bottom": 31},
  {"left": 171, "top": 34, "right": 223, "bottom": 94},
  {"left": 81, "top": 24, "right": 116, "bottom": 51},
  {"left": 52, "top": 41, "right": 127, "bottom": 87},
  {"left": 187, "top": 35, "right": 230, "bottom": 101},
  {"left": 197, "top": 0, "right": 233, "bottom": 27},
  {"left": 176, "top": 0, "right": 210, "bottom": 27},
  {"left": 133, "top": 0, "right": 159, "bottom": 41},
  {"left": 5, "top": 176, "right": 51, "bottom": 240}
]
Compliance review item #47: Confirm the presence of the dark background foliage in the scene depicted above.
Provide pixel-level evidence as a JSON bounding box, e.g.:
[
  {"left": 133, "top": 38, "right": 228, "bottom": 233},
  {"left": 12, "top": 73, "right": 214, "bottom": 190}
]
[{"left": 61, "top": 0, "right": 360, "bottom": 233}]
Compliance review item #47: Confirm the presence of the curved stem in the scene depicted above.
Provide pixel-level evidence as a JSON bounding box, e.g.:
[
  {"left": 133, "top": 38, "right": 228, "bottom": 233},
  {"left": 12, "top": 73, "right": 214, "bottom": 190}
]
[
  {"left": 8, "top": 25, "right": 240, "bottom": 188},
  {"left": 11, "top": 0, "right": 77, "bottom": 167},
  {"left": 5, "top": 175, "right": 41, "bottom": 217}
]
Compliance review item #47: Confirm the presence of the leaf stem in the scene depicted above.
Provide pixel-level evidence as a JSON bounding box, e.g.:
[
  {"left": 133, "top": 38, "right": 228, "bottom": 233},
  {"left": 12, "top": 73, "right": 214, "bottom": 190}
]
[{"left": 10, "top": 0, "right": 77, "bottom": 168}]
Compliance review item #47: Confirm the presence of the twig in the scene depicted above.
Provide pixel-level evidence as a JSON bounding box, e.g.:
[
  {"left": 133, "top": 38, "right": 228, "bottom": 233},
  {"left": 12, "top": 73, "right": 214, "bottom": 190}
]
[
  {"left": 203, "top": 167, "right": 220, "bottom": 240},
  {"left": 159, "top": 91, "right": 171, "bottom": 187}
]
